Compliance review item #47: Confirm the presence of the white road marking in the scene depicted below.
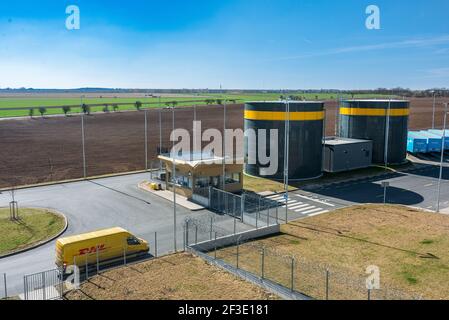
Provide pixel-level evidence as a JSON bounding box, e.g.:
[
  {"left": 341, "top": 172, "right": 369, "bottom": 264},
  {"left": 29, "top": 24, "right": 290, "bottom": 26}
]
[
  {"left": 424, "top": 183, "right": 434, "bottom": 187},
  {"left": 292, "top": 204, "right": 311, "bottom": 211},
  {"left": 295, "top": 206, "right": 316, "bottom": 212},
  {"left": 294, "top": 194, "right": 335, "bottom": 207},
  {"left": 289, "top": 202, "right": 305, "bottom": 210},
  {"left": 302, "top": 207, "right": 324, "bottom": 214},
  {"left": 308, "top": 210, "right": 330, "bottom": 216}
]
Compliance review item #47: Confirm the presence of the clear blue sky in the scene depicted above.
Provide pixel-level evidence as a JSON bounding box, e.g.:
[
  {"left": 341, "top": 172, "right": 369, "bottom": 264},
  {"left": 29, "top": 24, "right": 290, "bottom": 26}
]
[{"left": 0, "top": 0, "right": 448, "bottom": 90}]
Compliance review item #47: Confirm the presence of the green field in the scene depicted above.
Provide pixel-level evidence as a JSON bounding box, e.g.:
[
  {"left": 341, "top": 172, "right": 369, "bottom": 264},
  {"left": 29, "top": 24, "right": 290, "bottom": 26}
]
[{"left": 0, "top": 92, "right": 390, "bottom": 118}]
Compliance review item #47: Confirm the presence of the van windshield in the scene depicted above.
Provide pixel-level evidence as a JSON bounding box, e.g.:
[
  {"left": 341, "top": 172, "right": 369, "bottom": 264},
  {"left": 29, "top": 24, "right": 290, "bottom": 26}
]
[{"left": 127, "top": 237, "right": 141, "bottom": 246}]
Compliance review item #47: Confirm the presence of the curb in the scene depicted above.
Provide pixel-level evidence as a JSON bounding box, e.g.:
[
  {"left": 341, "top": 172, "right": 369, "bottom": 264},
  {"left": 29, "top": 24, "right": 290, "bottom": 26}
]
[
  {"left": 0, "top": 208, "right": 68, "bottom": 259},
  {"left": 0, "top": 169, "right": 158, "bottom": 193}
]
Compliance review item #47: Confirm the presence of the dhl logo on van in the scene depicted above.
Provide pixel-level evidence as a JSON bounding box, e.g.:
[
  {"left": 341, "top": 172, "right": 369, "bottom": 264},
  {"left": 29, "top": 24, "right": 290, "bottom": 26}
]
[{"left": 78, "top": 244, "right": 106, "bottom": 256}]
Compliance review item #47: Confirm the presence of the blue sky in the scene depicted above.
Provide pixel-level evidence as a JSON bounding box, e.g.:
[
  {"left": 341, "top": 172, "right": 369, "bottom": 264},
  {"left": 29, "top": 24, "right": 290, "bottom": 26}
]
[{"left": 0, "top": 0, "right": 448, "bottom": 89}]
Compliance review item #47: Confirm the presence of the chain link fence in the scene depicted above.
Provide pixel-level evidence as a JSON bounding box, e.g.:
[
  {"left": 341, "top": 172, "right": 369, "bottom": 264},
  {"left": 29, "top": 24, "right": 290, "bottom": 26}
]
[{"left": 187, "top": 218, "right": 421, "bottom": 300}]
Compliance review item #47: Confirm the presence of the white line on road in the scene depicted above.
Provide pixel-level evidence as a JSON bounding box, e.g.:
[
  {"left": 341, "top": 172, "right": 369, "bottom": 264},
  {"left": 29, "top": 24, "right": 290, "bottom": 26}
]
[
  {"left": 308, "top": 210, "right": 330, "bottom": 216},
  {"left": 302, "top": 207, "right": 324, "bottom": 214},
  {"left": 295, "top": 206, "right": 316, "bottom": 212},
  {"left": 289, "top": 202, "right": 305, "bottom": 210},
  {"left": 294, "top": 194, "right": 335, "bottom": 207}
]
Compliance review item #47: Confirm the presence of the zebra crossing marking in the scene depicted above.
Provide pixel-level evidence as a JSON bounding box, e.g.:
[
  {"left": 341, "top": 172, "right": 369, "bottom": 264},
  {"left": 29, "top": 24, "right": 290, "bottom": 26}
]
[{"left": 308, "top": 210, "right": 330, "bottom": 216}]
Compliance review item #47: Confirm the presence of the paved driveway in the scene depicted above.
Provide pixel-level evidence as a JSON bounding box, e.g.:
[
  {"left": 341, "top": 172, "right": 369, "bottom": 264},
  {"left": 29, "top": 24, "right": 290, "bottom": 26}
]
[{"left": 0, "top": 173, "right": 246, "bottom": 297}]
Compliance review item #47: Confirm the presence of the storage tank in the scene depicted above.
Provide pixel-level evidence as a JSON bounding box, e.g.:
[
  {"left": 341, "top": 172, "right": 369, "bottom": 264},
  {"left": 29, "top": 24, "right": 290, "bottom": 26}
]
[
  {"left": 338, "top": 100, "right": 409, "bottom": 164},
  {"left": 244, "top": 101, "right": 325, "bottom": 180}
]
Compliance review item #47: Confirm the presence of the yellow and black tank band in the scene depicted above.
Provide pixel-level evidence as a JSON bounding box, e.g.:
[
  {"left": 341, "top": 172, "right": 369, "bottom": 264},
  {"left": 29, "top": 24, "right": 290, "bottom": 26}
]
[
  {"left": 339, "top": 108, "right": 409, "bottom": 117},
  {"left": 244, "top": 110, "right": 325, "bottom": 121}
]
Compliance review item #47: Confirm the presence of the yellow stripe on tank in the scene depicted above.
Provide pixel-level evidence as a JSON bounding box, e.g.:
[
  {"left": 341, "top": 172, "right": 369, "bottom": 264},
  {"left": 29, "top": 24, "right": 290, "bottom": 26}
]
[
  {"left": 339, "top": 107, "right": 409, "bottom": 117},
  {"left": 244, "top": 110, "right": 325, "bottom": 121}
]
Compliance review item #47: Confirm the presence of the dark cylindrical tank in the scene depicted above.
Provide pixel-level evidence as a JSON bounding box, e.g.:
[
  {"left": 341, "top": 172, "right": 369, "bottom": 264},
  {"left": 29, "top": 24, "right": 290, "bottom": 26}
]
[
  {"left": 244, "top": 101, "right": 325, "bottom": 181},
  {"left": 338, "top": 100, "right": 410, "bottom": 164}
]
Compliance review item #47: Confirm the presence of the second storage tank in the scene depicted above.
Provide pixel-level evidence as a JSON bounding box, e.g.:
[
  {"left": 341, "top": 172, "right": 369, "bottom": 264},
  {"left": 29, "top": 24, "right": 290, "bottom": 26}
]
[
  {"left": 244, "top": 101, "right": 325, "bottom": 180},
  {"left": 338, "top": 100, "right": 410, "bottom": 164}
]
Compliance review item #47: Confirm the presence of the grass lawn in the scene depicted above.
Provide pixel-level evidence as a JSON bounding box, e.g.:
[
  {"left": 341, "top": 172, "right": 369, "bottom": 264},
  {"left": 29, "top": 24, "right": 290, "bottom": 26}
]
[
  {"left": 216, "top": 205, "right": 449, "bottom": 300},
  {"left": 0, "top": 208, "right": 66, "bottom": 256},
  {"left": 65, "top": 253, "right": 279, "bottom": 300}
]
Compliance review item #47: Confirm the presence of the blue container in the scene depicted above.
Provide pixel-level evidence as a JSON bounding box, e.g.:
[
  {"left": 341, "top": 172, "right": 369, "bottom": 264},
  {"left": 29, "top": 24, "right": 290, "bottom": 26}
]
[
  {"left": 411, "top": 131, "right": 442, "bottom": 152},
  {"left": 427, "top": 130, "right": 449, "bottom": 150},
  {"left": 407, "top": 132, "right": 428, "bottom": 153}
]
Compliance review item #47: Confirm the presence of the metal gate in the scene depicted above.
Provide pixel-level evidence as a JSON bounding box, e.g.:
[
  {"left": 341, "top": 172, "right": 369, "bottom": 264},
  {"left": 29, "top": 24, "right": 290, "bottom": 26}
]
[{"left": 23, "top": 269, "right": 64, "bottom": 300}]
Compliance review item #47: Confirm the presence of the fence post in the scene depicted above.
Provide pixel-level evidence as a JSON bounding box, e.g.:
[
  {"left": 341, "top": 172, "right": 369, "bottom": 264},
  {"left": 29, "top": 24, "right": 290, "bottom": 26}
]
[
  {"left": 155, "top": 232, "right": 158, "bottom": 258},
  {"left": 267, "top": 205, "right": 270, "bottom": 227},
  {"left": 24, "top": 277, "right": 27, "bottom": 301},
  {"left": 186, "top": 221, "right": 190, "bottom": 247},
  {"left": 183, "top": 225, "right": 186, "bottom": 251},
  {"left": 276, "top": 205, "right": 279, "bottom": 225},
  {"left": 291, "top": 257, "right": 295, "bottom": 292},
  {"left": 42, "top": 272, "right": 46, "bottom": 301},
  {"left": 123, "top": 243, "right": 127, "bottom": 266},
  {"left": 256, "top": 207, "right": 259, "bottom": 229},
  {"left": 233, "top": 196, "right": 237, "bottom": 235},
  {"left": 3, "top": 273, "right": 7, "bottom": 300},
  {"left": 208, "top": 187, "right": 212, "bottom": 208},
  {"left": 241, "top": 193, "right": 245, "bottom": 223},
  {"left": 195, "top": 225, "right": 198, "bottom": 244},
  {"left": 85, "top": 256, "right": 89, "bottom": 281},
  {"left": 326, "top": 269, "right": 330, "bottom": 300},
  {"left": 214, "top": 232, "right": 218, "bottom": 260},
  {"left": 368, "top": 289, "right": 371, "bottom": 301},
  {"left": 236, "top": 242, "right": 240, "bottom": 269},
  {"left": 210, "top": 217, "right": 213, "bottom": 240},
  {"left": 96, "top": 245, "right": 100, "bottom": 274},
  {"left": 261, "top": 248, "right": 265, "bottom": 279}
]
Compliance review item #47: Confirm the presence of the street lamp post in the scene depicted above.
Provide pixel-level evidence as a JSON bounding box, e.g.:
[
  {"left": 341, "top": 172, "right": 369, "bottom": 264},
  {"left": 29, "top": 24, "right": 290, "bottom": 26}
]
[
  {"left": 436, "top": 103, "right": 448, "bottom": 213},
  {"left": 172, "top": 107, "right": 177, "bottom": 252},
  {"left": 432, "top": 91, "right": 436, "bottom": 129},
  {"left": 384, "top": 99, "right": 391, "bottom": 168},
  {"left": 284, "top": 98, "right": 291, "bottom": 223}
]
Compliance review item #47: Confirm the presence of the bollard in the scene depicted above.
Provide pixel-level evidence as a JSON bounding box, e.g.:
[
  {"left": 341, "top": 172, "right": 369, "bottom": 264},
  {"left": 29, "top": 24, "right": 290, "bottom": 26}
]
[{"left": 325, "top": 269, "right": 330, "bottom": 300}]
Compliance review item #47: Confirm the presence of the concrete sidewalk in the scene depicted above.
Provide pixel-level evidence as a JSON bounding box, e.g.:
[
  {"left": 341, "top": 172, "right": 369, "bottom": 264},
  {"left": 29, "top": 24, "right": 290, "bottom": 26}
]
[{"left": 138, "top": 181, "right": 205, "bottom": 211}]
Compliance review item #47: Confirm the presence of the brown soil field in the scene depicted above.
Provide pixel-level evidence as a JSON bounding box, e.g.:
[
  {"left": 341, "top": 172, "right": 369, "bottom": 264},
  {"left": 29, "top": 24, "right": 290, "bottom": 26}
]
[
  {"left": 0, "top": 98, "right": 446, "bottom": 189},
  {"left": 65, "top": 253, "right": 278, "bottom": 300}
]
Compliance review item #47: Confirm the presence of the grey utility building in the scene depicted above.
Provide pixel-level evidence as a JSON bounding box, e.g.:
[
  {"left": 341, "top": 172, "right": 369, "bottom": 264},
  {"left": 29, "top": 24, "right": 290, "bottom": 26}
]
[{"left": 323, "top": 137, "right": 373, "bottom": 173}]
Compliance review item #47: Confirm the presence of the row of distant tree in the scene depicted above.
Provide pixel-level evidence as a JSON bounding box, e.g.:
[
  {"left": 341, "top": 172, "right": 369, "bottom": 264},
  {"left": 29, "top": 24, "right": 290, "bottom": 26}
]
[{"left": 27, "top": 99, "right": 238, "bottom": 117}]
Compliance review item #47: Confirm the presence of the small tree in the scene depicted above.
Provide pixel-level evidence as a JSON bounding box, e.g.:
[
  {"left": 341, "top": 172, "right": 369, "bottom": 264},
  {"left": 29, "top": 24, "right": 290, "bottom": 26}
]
[
  {"left": 135, "top": 101, "right": 143, "bottom": 111},
  {"left": 171, "top": 101, "right": 178, "bottom": 108},
  {"left": 38, "top": 107, "right": 47, "bottom": 118},
  {"left": 62, "top": 106, "right": 71, "bottom": 116},
  {"left": 103, "top": 105, "right": 110, "bottom": 113},
  {"left": 112, "top": 104, "right": 119, "bottom": 112},
  {"left": 29, "top": 108, "right": 34, "bottom": 118},
  {"left": 216, "top": 99, "right": 223, "bottom": 105}
]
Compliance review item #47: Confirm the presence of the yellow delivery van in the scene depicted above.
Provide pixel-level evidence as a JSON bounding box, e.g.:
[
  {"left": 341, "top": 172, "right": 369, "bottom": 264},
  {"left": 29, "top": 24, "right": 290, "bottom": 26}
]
[{"left": 56, "top": 227, "right": 149, "bottom": 271}]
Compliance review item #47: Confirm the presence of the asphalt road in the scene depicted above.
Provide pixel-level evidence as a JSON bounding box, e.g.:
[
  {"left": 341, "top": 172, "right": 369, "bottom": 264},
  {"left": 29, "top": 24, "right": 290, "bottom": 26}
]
[
  {"left": 0, "top": 173, "right": 248, "bottom": 297},
  {"left": 301, "top": 163, "right": 449, "bottom": 212}
]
